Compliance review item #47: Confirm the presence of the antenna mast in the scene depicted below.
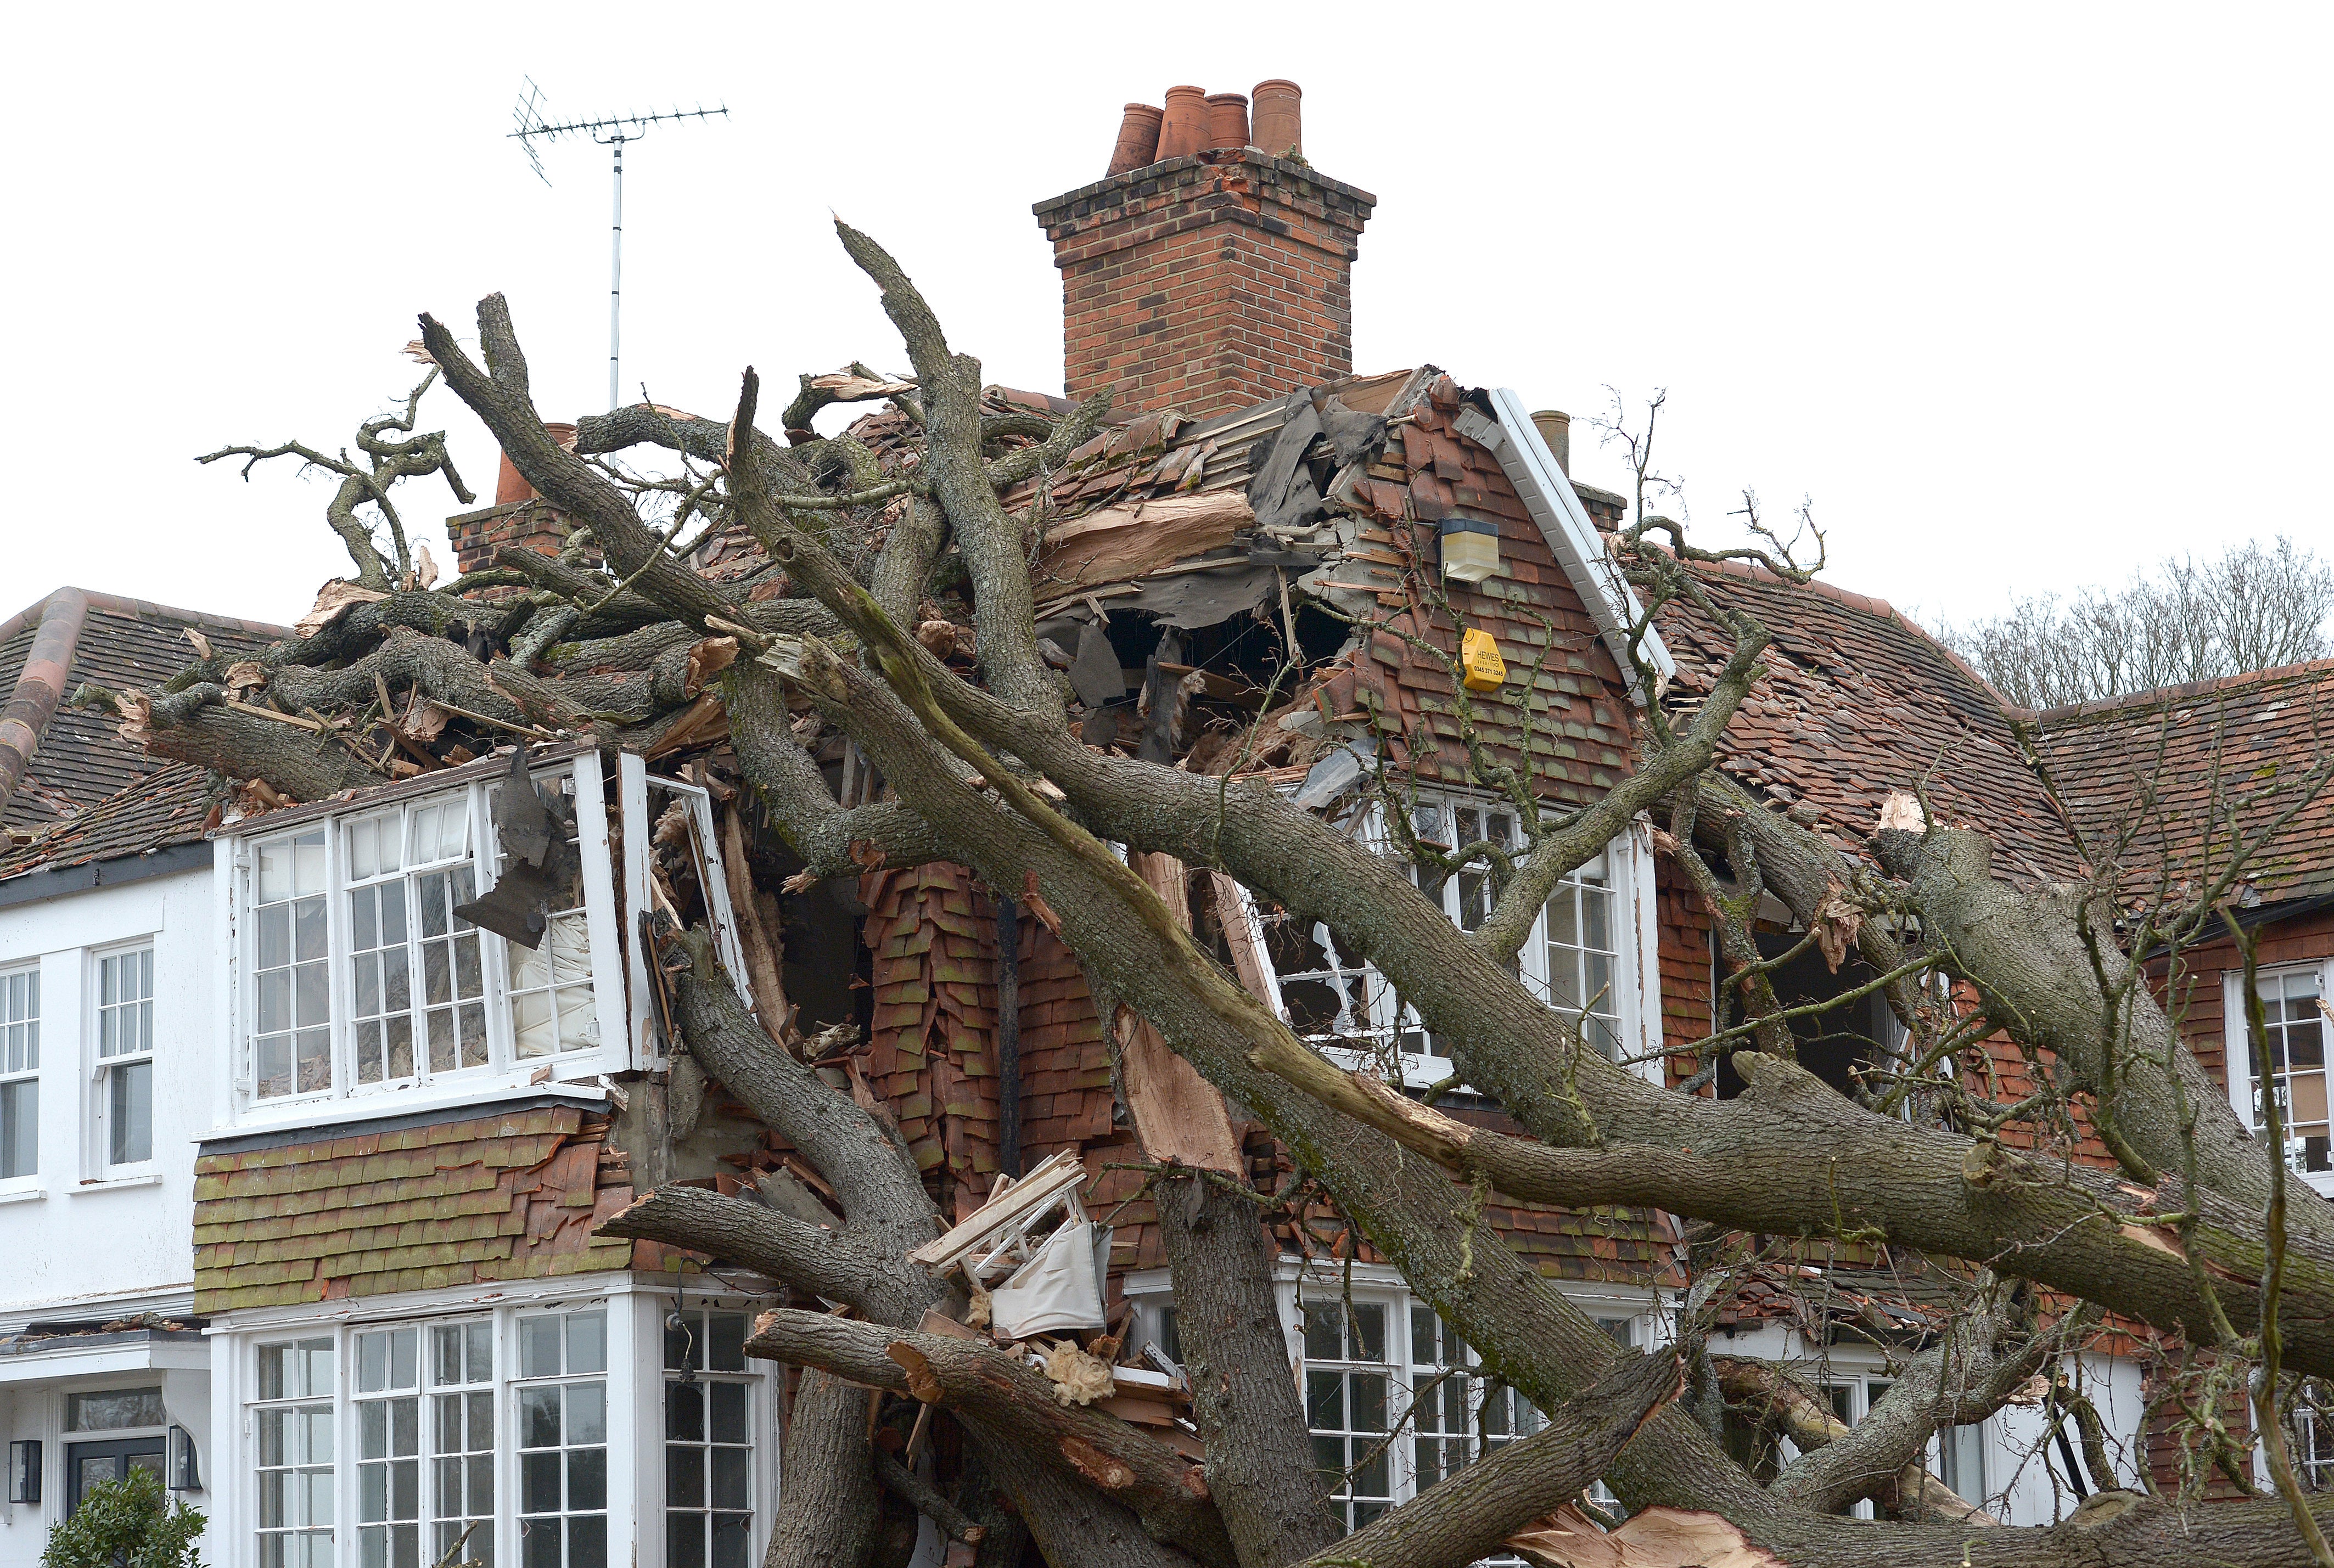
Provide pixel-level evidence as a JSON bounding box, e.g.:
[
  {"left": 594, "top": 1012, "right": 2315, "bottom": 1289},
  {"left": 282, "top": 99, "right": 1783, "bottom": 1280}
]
[{"left": 510, "top": 82, "right": 730, "bottom": 412}]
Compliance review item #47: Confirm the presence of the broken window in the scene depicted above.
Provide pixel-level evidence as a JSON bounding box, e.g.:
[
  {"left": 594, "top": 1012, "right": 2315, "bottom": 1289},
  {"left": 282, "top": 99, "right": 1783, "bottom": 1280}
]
[
  {"left": 234, "top": 751, "right": 625, "bottom": 1110},
  {"left": 1715, "top": 932, "right": 1902, "bottom": 1103},
  {"left": 664, "top": 1307, "right": 756, "bottom": 1568},
  {"left": 1247, "top": 797, "right": 1649, "bottom": 1088}
]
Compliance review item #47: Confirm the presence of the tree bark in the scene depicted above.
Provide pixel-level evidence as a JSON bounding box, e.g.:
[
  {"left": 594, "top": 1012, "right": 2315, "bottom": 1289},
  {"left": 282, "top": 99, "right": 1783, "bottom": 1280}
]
[
  {"left": 1150, "top": 1171, "right": 1342, "bottom": 1568},
  {"left": 764, "top": 1370, "right": 888, "bottom": 1568},
  {"left": 744, "top": 1309, "right": 1236, "bottom": 1568},
  {"left": 1294, "top": 1350, "right": 1679, "bottom": 1568}
]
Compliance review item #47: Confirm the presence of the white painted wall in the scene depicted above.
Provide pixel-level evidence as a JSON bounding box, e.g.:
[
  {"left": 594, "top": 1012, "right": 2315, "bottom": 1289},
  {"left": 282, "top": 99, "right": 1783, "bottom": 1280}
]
[
  {"left": 1989, "top": 1352, "right": 2149, "bottom": 1524},
  {"left": 0, "top": 863, "right": 212, "bottom": 1316},
  {"left": 0, "top": 859, "right": 218, "bottom": 1565}
]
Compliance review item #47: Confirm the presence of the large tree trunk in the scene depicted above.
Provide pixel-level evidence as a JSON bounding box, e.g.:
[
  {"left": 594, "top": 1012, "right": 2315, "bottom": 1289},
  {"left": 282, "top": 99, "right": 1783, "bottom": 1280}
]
[
  {"left": 1151, "top": 1171, "right": 1342, "bottom": 1567},
  {"left": 765, "top": 1371, "right": 889, "bottom": 1568}
]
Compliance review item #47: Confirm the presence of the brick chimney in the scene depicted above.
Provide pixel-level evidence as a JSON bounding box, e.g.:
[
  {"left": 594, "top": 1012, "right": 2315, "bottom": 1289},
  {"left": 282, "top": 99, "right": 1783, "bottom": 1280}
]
[{"left": 1034, "top": 83, "right": 1374, "bottom": 423}]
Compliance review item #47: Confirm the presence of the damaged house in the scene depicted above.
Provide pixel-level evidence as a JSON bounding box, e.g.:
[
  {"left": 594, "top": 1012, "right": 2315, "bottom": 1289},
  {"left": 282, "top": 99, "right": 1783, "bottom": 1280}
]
[{"left": 0, "top": 78, "right": 2326, "bottom": 1568}]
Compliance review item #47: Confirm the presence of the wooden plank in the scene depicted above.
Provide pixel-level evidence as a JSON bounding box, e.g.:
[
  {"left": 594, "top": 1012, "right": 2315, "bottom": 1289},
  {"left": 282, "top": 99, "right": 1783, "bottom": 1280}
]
[{"left": 907, "top": 1150, "right": 1086, "bottom": 1268}]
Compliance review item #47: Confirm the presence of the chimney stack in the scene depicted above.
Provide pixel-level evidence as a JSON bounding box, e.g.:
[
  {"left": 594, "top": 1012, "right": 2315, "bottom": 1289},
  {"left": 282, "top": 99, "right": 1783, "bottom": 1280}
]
[{"left": 1034, "top": 81, "right": 1374, "bottom": 423}]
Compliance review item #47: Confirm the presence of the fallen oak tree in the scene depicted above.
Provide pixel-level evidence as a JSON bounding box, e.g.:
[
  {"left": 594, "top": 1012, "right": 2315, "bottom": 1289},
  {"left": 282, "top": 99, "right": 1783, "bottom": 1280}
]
[{"left": 114, "top": 216, "right": 2334, "bottom": 1566}]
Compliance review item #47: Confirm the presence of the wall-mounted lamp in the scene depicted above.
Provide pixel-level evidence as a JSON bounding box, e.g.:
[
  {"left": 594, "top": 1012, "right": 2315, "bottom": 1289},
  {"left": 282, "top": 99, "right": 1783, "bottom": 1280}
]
[
  {"left": 1438, "top": 515, "right": 1501, "bottom": 583},
  {"left": 168, "top": 1426, "right": 200, "bottom": 1493},
  {"left": 7, "top": 1440, "right": 38, "bottom": 1505}
]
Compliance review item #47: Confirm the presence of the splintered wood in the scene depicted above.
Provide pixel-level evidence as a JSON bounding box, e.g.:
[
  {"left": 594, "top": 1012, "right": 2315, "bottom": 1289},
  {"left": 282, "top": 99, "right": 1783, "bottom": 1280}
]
[
  {"left": 1503, "top": 1505, "right": 1783, "bottom": 1568},
  {"left": 1112, "top": 852, "right": 1243, "bottom": 1175}
]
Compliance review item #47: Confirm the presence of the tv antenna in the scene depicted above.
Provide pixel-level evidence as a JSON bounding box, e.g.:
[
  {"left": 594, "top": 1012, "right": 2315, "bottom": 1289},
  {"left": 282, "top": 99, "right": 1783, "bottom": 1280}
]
[{"left": 509, "top": 80, "right": 730, "bottom": 411}]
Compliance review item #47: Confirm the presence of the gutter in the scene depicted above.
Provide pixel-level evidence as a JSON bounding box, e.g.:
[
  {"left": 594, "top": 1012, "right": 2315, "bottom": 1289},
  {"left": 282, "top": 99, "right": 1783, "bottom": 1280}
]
[
  {"left": 0, "top": 839, "right": 213, "bottom": 911},
  {"left": 1453, "top": 390, "right": 1675, "bottom": 691},
  {"left": 0, "top": 587, "right": 90, "bottom": 816}
]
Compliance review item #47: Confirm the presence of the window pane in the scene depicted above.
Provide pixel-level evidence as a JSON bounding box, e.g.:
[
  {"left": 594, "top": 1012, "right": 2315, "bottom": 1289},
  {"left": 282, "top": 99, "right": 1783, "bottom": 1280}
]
[
  {"left": 709, "top": 1382, "right": 747, "bottom": 1445},
  {"left": 709, "top": 1448, "right": 747, "bottom": 1510},
  {"left": 521, "top": 1387, "right": 561, "bottom": 1449},
  {"left": 66, "top": 1387, "right": 166, "bottom": 1430},
  {"left": 666, "top": 1446, "right": 704, "bottom": 1509},
  {"left": 666, "top": 1384, "right": 703, "bottom": 1443},
  {"left": 0, "top": 1080, "right": 36, "bottom": 1178},
  {"left": 565, "top": 1383, "right": 605, "bottom": 1445},
  {"left": 707, "top": 1314, "right": 745, "bottom": 1373},
  {"left": 521, "top": 1317, "right": 562, "bottom": 1379},
  {"left": 566, "top": 1313, "right": 606, "bottom": 1375}
]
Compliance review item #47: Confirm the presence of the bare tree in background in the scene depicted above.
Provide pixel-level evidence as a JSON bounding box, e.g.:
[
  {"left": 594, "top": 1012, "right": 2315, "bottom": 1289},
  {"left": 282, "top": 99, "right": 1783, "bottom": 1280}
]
[{"left": 1935, "top": 537, "right": 2334, "bottom": 710}]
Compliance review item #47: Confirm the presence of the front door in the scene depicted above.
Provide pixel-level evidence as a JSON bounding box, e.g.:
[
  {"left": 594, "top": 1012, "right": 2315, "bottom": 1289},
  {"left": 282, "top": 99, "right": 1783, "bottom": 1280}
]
[{"left": 64, "top": 1438, "right": 166, "bottom": 1515}]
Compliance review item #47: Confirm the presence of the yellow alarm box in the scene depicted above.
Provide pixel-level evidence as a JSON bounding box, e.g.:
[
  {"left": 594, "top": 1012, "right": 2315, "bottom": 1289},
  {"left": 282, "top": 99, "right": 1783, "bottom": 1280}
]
[{"left": 1460, "top": 626, "right": 1506, "bottom": 691}]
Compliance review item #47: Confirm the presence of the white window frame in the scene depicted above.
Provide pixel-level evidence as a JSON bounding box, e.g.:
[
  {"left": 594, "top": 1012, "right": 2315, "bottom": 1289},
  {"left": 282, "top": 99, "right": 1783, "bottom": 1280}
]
[
  {"left": 0, "top": 960, "right": 40, "bottom": 1189},
  {"left": 660, "top": 1302, "right": 762, "bottom": 1568},
  {"left": 1239, "top": 793, "right": 1664, "bottom": 1090},
  {"left": 219, "top": 756, "right": 635, "bottom": 1128},
  {"left": 2223, "top": 959, "right": 2334, "bottom": 1198},
  {"left": 212, "top": 1280, "right": 776, "bottom": 1568},
  {"left": 88, "top": 940, "right": 159, "bottom": 1178}
]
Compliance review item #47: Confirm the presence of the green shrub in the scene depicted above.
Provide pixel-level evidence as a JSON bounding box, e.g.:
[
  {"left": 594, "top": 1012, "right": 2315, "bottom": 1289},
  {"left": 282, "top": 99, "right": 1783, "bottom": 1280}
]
[{"left": 39, "top": 1468, "right": 205, "bottom": 1568}]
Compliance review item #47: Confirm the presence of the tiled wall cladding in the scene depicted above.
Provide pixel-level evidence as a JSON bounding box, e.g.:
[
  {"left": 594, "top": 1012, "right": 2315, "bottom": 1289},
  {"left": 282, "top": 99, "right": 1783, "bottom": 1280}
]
[{"left": 192, "top": 1105, "right": 636, "bottom": 1313}]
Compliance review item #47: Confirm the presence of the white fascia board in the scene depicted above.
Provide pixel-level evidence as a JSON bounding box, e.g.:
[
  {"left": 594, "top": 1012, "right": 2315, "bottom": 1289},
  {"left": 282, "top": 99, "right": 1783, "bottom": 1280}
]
[
  {"left": 1452, "top": 389, "right": 1675, "bottom": 690},
  {"left": 0, "top": 1337, "right": 209, "bottom": 1385},
  {"left": 204, "top": 1267, "right": 641, "bottom": 1335}
]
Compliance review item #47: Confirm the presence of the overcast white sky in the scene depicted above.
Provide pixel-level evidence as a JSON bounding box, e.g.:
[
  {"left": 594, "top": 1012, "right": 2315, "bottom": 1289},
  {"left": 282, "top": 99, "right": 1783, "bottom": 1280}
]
[{"left": 7, "top": 4, "right": 2326, "bottom": 633}]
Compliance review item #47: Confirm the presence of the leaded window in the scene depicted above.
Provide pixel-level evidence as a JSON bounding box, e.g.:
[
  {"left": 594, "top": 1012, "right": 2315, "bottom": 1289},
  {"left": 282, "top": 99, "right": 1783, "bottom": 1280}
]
[
  {"left": 664, "top": 1308, "right": 755, "bottom": 1568},
  {"left": 515, "top": 1311, "right": 608, "bottom": 1568},
  {"left": 255, "top": 1337, "right": 336, "bottom": 1568}
]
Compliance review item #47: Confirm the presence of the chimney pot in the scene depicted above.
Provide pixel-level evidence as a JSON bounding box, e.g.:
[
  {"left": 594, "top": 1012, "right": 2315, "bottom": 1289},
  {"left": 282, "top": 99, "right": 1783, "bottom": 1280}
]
[
  {"left": 494, "top": 422, "right": 579, "bottom": 506},
  {"left": 1157, "top": 86, "right": 1209, "bottom": 160},
  {"left": 1036, "top": 85, "right": 1371, "bottom": 423},
  {"left": 1204, "top": 93, "right": 1249, "bottom": 152},
  {"left": 1250, "top": 79, "right": 1302, "bottom": 159},
  {"left": 1530, "top": 410, "right": 1571, "bottom": 476},
  {"left": 1107, "top": 103, "right": 1164, "bottom": 176}
]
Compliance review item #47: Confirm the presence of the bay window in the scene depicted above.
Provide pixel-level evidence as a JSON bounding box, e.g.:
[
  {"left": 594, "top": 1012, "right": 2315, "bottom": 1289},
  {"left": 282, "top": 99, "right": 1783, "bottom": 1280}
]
[
  {"left": 231, "top": 754, "right": 628, "bottom": 1113},
  {"left": 1280, "top": 1274, "right": 1656, "bottom": 1556},
  {"left": 237, "top": 1300, "right": 748, "bottom": 1568}
]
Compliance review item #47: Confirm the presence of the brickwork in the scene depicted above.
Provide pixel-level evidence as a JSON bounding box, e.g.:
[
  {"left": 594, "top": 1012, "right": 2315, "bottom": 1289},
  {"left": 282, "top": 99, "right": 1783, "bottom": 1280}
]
[
  {"left": 2141, "top": 1358, "right": 2257, "bottom": 1499},
  {"left": 191, "top": 1104, "right": 636, "bottom": 1313},
  {"left": 444, "top": 498, "right": 580, "bottom": 581},
  {"left": 1034, "top": 150, "right": 1374, "bottom": 421}
]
